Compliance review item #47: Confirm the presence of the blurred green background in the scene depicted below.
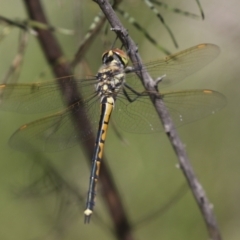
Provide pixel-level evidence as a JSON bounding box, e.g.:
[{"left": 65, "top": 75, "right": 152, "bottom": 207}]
[{"left": 0, "top": 0, "right": 239, "bottom": 239}]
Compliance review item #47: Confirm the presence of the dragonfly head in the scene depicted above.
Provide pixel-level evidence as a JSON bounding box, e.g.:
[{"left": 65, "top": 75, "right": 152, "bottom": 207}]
[{"left": 102, "top": 48, "right": 129, "bottom": 67}]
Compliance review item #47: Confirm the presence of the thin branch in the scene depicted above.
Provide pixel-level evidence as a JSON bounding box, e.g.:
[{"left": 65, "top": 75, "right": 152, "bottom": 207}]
[
  {"left": 143, "top": 0, "right": 178, "bottom": 48},
  {"left": 1, "top": 31, "right": 28, "bottom": 85},
  {"left": 195, "top": 0, "right": 205, "bottom": 19},
  {"left": 94, "top": 0, "right": 222, "bottom": 240},
  {"left": 0, "top": 15, "right": 74, "bottom": 35},
  {"left": 151, "top": 0, "right": 202, "bottom": 19},
  {"left": 116, "top": 8, "right": 171, "bottom": 55},
  {"left": 23, "top": 1, "right": 133, "bottom": 240},
  {"left": 0, "top": 15, "right": 35, "bottom": 33}
]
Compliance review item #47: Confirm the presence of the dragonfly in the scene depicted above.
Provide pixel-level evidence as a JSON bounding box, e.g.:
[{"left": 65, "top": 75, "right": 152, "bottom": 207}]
[{"left": 0, "top": 43, "right": 226, "bottom": 223}]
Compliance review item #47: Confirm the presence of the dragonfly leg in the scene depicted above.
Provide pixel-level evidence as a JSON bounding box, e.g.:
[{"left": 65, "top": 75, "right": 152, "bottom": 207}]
[{"left": 123, "top": 83, "right": 146, "bottom": 103}]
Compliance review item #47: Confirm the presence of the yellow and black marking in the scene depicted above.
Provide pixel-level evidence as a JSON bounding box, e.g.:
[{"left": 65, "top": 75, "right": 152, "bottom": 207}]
[
  {"left": 84, "top": 49, "right": 129, "bottom": 223},
  {"left": 84, "top": 96, "right": 114, "bottom": 223}
]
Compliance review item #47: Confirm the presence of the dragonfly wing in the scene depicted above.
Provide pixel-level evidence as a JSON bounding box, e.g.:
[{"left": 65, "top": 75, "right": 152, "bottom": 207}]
[
  {"left": 0, "top": 81, "right": 63, "bottom": 113},
  {"left": 114, "top": 93, "right": 163, "bottom": 133},
  {"left": 0, "top": 76, "right": 97, "bottom": 114},
  {"left": 126, "top": 44, "right": 220, "bottom": 89},
  {"left": 9, "top": 100, "right": 100, "bottom": 152},
  {"left": 162, "top": 89, "right": 226, "bottom": 126},
  {"left": 113, "top": 89, "right": 226, "bottom": 133}
]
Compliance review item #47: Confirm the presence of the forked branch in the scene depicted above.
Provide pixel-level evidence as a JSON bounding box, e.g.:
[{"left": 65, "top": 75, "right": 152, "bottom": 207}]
[{"left": 94, "top": 0, "right": 222, "bottom": 240}]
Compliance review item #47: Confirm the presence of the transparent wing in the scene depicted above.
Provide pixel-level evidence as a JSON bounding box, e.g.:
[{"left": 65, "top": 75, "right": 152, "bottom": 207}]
[
  {"left": 0, "top": 76, "right": 98, "bottom": 113},
  {"left": 113, "top": 89, "right": 226, "bottom": 133},
  {"left": 0, "top": 44, "right": 219, "bottom": 114},
  {"left": 9, "top": 88, "right": 226, "bottom": 152},
  {"left": 1, "top": 43, "right": 223, "bottom": 152},
  {"left": 9, "top": 98, "right": 100, "bottom": 152},
  {"left": 126, "top": 43, "right": 220, "bottom": 89}
]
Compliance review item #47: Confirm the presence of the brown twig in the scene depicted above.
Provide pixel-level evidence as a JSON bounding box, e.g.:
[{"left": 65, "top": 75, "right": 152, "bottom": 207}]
[
  {"left": 1, "top": 31, "right": 28, "bottom": 85},
  {"left": 0, "top": 15, "right": 74, "bottom": 35},
  {"left": 94, "top": 0, "right": 222, "bottom": 239},
  {"left": 23, "top": 1, "right": 134, "bottom": 240},
  {"left": 0, "top": 15, "right": 32, "bottom": 32}
]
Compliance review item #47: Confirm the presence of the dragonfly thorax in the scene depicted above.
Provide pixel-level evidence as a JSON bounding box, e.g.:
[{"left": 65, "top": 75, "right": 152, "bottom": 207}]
[{"left": 96, "top": 49, "right": 128, "bottom": 100}]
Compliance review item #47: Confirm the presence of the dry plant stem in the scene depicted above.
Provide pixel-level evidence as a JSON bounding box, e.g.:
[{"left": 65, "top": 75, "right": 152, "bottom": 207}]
[
  {"left": 1, "top": 31, "right": 28, "bottom": 84},
  {"left": 0, "top": 15, "right": 30, "bottom": 31},
  {"left": 23, "top": 1, "right": 134, "bottom": 240},
  {"left": 94, "top": 0, "right": 222, "bottom": 240}
]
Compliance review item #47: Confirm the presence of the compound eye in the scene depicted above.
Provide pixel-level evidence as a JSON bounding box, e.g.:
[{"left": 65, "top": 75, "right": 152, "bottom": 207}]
[
  {"left": 112, "top": 49, "right": 129, "bottom": 66},
  {"left": 101, "top": 50, "right": 114, "bottom": 64},
  {"left": 101, "top": 48, "right": 129, "bottom": 66}
]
